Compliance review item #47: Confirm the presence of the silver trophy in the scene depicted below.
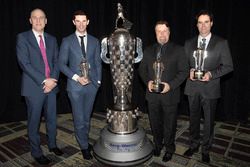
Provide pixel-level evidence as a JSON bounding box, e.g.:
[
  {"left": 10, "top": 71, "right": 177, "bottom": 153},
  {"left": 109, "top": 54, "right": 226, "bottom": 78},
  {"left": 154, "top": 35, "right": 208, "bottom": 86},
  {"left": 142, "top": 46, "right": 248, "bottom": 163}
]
[
  {"left": 79, "top": 58, "right": 90, "bottom": 80},
  {"left": 152, "top": 47, "right": 165, "bottom": 93},
  {"left": 193, "top": 48, "right": 208, "bottom": 80},
  {"left": 93, "top": 3, "right": 153, "bottom": 166}
]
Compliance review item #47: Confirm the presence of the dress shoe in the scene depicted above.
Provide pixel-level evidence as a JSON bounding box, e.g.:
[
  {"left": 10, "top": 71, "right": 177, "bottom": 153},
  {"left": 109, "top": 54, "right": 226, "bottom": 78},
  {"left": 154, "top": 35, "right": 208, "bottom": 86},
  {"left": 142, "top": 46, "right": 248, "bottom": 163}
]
[
  {"left": 202, "top": 153, "right": 210, "bottom": 163},
  {"left": 34, "top": 155, "right": 51, "bottom": 165},
  {"left": 184, "top": 147, "right": 199, "bottom": 157},
  {"left": 81, "top": 149, "right": 93, "bottom": 160},
  {"left": 162, "top": 152, "right": 172, "bottom": 162},
  {"left": 49, "top": 147, "right": 64, "bottom": 156},
  {"left": 153, "top": 148, "right": 161, "bottom": 157},
  {"left": 88, "top": 143, "right": 93, "bottom": 151}
]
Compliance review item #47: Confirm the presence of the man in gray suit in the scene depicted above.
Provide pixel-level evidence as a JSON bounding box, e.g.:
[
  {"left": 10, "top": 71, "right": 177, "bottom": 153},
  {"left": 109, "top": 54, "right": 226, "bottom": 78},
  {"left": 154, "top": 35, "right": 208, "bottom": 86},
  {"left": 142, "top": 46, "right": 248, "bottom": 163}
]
[
  {"left": 59, "top": 10, "right": 102, "bottom": 160},
  {"left": 184, "top": 10, "right": 233, "bottom": 163},
  {"left": 16, "top": 8, "right": 63, "bottom": 165}
]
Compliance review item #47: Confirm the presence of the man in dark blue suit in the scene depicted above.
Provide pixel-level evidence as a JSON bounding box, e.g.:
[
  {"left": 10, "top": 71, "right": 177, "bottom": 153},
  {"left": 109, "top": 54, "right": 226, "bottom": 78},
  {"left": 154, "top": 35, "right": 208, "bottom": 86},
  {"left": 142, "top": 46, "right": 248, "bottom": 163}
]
[
  {"left": 16, "top": 8, "right": 63, "bottom": 165},
  {"left": 184, "top": 10, "right": 233, "bottom": 163},
  {"left": 59, "top": 10, "right": 102, "bottom": 160}
]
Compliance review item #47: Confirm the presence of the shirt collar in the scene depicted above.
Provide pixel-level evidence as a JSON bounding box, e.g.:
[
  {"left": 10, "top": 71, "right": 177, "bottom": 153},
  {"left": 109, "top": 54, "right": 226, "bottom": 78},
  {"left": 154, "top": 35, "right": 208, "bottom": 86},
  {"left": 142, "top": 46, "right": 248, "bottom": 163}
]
[
  {"left": 75, "top": 31, "right": 87, "bottom": 37},
  {"left": 198, "top": 33, "right": 211, "bottom": 42}
]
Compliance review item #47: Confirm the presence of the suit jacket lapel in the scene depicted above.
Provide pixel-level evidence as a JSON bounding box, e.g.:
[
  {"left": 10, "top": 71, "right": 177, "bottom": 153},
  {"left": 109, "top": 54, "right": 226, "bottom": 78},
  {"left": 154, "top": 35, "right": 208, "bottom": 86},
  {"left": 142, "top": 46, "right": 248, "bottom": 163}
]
[
  {"left": 44, "top": 33, "right": 52, "bottom": 67},
  {"left": 72, "top": 34, "right": 83, "bottom": 59},
  {"left": 86, "top": 34, "right": 91, "bottom": 59},
  {"left": 206, "top": 34, "right": 216, "bottom": 51},
  {"left": 28, "top": 31, "right": 43, "bottom": 63}
]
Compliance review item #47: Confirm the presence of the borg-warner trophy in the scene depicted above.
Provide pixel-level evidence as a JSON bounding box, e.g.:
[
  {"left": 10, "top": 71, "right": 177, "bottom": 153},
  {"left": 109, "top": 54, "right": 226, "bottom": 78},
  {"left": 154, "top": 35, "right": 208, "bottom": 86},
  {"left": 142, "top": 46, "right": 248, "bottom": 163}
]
[
  {"left": 93, "top": 3, "right": 153, "bottom": 166},
  {"left": 152, "top": 46, "right": 165, "bottom": 93},
  {"left": 193, "top": 43, "right": 208, "bottom": 80}
]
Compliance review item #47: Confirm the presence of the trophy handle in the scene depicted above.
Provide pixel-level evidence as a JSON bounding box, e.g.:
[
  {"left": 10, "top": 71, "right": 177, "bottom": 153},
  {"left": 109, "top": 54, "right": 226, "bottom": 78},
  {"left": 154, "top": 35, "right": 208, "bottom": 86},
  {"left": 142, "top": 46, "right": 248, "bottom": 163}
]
[
  {"left": 101, "top": 37, "right": 110, "bottom": 64},
  {"left": 134, "top": 37, "right": 143, "bottom": 63}
]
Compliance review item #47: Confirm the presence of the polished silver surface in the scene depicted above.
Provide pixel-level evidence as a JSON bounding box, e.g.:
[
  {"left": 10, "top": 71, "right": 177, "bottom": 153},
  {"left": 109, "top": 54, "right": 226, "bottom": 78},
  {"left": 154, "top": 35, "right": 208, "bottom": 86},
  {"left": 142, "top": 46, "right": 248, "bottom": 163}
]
[
  {"left": 94, "top": 3, "right": 153, "bottom": 166},
  {"left": 193, "top": 48, "right": 208, "bottom": 80}
]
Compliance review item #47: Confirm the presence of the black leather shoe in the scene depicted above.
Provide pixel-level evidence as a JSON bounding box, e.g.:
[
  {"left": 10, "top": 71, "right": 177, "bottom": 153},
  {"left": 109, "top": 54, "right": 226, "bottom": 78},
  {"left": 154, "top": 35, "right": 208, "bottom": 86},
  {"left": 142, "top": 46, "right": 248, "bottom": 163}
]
[
  {"left": 49, "top": 147, "right": 64, "bottom": 156},
  {"left": 162, "top": 152, "right": 172, "bottom": 162},
  {"left": 88, "top": 143, "right": 93, "bottom": 151},
  {"left": 34, "top": 155, "right": 51, "bottom": 165},
  {"left": 153, "top": 148, "right": 161, "bottom": 157},
  {"left": 81, "top": 149, "right": 93, "bottom": 160},
  {"left": 202, "top": 153, "right": 210, "bottom": 163},
  {"left": 184, "top": 147, "right": 199, "bottom": 157}
]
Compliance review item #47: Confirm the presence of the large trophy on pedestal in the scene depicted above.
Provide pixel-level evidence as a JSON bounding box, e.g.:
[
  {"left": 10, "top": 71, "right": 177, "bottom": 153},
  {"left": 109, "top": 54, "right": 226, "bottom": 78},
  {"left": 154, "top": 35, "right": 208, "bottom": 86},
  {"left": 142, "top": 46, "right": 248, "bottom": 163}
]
[{"left": 93, "top": 3, "right": 153, "bottom": 166}]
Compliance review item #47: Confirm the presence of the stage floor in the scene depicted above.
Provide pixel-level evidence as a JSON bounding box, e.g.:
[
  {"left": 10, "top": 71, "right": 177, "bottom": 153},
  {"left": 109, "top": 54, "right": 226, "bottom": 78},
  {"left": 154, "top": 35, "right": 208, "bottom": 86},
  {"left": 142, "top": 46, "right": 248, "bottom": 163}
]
[{"left": 0, "top": 112, "right": 250, "bottom": 167}]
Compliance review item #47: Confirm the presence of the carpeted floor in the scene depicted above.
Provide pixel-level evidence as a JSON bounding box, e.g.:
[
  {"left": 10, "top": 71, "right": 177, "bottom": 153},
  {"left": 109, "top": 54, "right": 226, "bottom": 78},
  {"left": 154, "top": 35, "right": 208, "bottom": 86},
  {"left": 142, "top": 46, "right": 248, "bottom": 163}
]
[{"left": 0, "top": 112, "right": 250, "bottom": 167}]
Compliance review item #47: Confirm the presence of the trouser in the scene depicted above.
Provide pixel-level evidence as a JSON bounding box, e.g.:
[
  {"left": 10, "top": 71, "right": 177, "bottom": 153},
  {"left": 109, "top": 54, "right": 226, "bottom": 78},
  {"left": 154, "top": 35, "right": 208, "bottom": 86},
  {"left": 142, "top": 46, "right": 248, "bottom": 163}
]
[{"left": 188, "top": 95, "right": 217, "bottom": 154}]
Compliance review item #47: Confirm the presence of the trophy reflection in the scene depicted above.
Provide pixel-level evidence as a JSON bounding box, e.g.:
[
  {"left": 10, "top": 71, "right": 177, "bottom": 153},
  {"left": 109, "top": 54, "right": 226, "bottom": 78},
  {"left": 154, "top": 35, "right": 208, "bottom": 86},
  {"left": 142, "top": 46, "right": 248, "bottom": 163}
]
[
  {"left": 193, "top": 48, "right": 208, "bottom": 80},
  {"left": 79, "top": 58, "right": 90, "bottom": 80}
]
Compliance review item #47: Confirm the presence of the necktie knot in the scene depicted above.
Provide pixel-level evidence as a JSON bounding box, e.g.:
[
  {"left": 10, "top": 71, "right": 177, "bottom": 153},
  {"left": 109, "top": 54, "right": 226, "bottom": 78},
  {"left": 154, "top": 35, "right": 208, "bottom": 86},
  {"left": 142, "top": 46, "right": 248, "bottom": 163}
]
[{"left": 200, "top": 38, "right": 206, "bottom": 50}]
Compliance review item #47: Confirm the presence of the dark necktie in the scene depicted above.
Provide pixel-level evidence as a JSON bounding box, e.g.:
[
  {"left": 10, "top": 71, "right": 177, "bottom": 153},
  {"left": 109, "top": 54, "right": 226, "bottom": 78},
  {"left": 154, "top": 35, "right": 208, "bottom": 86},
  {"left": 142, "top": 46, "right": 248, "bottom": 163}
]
[
  {"left": 201, "top": 38, "right": 206, "bottom": 50},
  {"left": 79, "top": 35, "right": 86, "bottom": 58},
  {"left": 39, "top": 35, "right": 50, "bottom": 78},
  {"left": 156, "top": 45, "right": 163, "bottom": 60}
]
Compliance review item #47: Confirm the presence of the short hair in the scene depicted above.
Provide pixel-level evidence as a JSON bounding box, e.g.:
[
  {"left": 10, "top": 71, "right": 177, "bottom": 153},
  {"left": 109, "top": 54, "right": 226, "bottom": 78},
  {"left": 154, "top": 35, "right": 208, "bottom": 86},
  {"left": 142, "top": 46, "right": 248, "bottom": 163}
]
[
  {"left": 72, "top": 10, "right": 88, "bottom": 20},
  {"left": 155, "top": 20, "right": 170, "bottom": 31},
  {"left": 30, "top": 8, "right": 46, "bottom": 18},
  {"left": 196, "top": 10, "right": 214, "bottom": 22}
]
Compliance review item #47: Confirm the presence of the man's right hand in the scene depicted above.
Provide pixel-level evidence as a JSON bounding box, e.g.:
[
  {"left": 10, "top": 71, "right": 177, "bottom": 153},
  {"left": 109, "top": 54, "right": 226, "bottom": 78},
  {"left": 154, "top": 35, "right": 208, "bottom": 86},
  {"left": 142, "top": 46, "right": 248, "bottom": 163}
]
[
  {"left": 77, "top": 77, "right": 90, "bottom": 85},
  {"left": 147, "top": 80, "right": 154, "bottom": 92}
]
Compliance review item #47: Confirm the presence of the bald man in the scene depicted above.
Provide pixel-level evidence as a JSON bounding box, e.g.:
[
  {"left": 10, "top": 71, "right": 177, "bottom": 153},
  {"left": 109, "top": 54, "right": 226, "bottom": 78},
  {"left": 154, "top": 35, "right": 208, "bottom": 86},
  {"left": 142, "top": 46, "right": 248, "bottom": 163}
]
[{"left": 16, "top": 8, "right": 63, "bottom": 165}]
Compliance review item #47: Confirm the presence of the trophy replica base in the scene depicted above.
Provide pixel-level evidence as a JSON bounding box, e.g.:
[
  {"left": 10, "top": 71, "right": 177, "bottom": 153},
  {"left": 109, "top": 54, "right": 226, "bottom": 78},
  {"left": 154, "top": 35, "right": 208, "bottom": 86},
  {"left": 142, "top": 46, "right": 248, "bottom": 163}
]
[
  {"left": 194, "top": 70, "right": 205, "bottom": 80},
  {"left": 93, "top": 126, "right": 153, "bottom": 166},
  {"left": 152, "top": 83, "right": 164, "bottom": 93}
]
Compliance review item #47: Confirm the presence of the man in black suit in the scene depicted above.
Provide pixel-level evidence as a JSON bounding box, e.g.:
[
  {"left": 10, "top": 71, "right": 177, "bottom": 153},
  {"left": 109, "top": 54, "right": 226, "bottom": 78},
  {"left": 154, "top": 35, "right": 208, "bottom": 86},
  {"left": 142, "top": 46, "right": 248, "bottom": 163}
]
[
  {"left": 183, "top": 10, "right": 233, "bottom": 163},
  {"left": 139, "top": 20, "right": 188, "bottom": 162}
]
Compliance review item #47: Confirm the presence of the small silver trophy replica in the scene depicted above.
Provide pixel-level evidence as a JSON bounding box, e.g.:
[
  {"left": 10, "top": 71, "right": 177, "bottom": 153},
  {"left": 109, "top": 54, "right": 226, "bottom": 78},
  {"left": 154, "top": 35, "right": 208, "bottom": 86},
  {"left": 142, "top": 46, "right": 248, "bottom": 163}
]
[
  {"left": 193, "top": 47, "right": 208, "bottom": 80},
  {"left": 93, "top": 3, "right": 153, "bottom": 166},
  {"left": 152, "top": 47, "right": 164, "bottom": 93},
  {"left": 79, "top": 58, "right": 90, "bottom": 80}
]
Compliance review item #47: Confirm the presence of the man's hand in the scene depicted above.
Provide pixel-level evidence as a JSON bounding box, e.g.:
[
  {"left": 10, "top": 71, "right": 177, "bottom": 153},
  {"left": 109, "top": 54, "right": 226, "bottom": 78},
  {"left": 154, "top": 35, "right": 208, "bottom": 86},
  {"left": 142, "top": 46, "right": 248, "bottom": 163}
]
[
  {"left": 77, "top": 77, "right": 90, "bottom": 85},
  {"left": 147, "top": 80, "right": 154, "bottom": 92},
  {"left": 43, "top": 78, "right": 57, "bottom": 93},
  {"left": 201, "top": 72, "right": 211, "bottom": 82},
  {"left": 189, "top": 69, "right": 195, "bottom": 81},
  {"left": 161, "top": 82, "right": 170, "bottom": 93}
]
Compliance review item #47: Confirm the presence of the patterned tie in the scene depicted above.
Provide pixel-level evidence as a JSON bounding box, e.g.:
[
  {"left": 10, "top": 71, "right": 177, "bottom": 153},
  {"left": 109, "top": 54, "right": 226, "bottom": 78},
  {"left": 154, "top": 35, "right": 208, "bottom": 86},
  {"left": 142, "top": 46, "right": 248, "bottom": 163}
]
[
  {"left": 201, "top": 38, "right": 206, "bottom": 50},
  {"left": 39, "top": 35, "right": 50, "bottom": 78},
  {"left": 79, "top": 35, "right": 86, "bottom": 58}
]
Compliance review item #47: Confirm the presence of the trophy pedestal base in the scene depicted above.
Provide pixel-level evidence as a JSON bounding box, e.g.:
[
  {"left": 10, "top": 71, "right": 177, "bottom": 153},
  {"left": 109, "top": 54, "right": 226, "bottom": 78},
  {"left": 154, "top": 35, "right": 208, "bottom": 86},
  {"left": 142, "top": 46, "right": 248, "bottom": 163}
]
[
  {"left": 194, "top": 70, "right": 205, "bottom": 80},
  {"left": 152, "top": 83, "right": 164, "bottom": 93},
  {"left": 93, "top": 126, "right": 153, "bottom": 166}
]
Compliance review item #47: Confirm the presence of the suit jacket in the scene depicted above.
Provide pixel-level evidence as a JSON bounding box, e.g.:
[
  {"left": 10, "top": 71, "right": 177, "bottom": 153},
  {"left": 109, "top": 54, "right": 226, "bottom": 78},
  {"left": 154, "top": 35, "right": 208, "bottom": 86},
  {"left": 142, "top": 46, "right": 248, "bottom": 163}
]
[
  {"left": 16, "top": 30, "right": 59, "bottom": 96},
  {"left": 139, "top": 42, "right": 189, "bottom": 105},
  {"left": 59, "top": 33, "right": 102, "bottom": 91},
  {"left": 184, "top": 34, "right": 233, "bottom": 99}
]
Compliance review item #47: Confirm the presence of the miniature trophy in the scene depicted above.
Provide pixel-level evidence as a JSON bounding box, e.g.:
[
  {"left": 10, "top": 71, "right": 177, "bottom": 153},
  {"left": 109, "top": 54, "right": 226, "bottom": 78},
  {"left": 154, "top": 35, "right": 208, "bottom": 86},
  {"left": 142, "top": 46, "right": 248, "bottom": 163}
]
[{"left": 152, "top": 46, "right": 165, "bottom": 93}]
